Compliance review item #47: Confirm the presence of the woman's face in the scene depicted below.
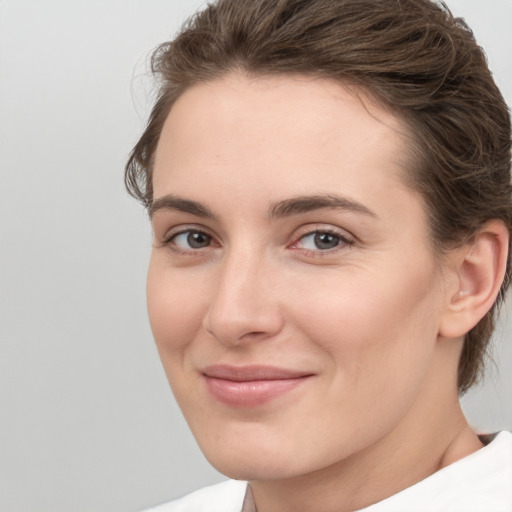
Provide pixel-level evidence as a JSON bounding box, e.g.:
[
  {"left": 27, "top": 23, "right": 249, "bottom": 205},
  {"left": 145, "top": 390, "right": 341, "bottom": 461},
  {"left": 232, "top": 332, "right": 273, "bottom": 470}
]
[{"left": 148, "top": 74, "right": 455, "bottom": 480}]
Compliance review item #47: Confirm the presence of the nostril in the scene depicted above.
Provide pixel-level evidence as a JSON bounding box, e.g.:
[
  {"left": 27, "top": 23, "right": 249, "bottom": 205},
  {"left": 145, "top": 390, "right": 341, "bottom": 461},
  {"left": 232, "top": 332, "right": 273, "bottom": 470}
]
[{"left": 240, "top": 331, "right": 267, "bottom": 340}]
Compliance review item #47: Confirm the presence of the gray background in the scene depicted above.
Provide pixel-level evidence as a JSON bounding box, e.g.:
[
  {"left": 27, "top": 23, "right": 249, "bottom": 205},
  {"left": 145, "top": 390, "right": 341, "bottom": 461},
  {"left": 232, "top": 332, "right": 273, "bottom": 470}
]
[{"left": 1, "top": 1, "right": 511, "bottom": 511}]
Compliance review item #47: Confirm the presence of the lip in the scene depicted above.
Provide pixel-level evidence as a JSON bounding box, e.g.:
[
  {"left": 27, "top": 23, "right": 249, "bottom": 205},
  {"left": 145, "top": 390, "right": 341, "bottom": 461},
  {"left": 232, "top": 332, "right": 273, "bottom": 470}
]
[{"left": 201, "top": 365, "right": 314, "bottom": 408}]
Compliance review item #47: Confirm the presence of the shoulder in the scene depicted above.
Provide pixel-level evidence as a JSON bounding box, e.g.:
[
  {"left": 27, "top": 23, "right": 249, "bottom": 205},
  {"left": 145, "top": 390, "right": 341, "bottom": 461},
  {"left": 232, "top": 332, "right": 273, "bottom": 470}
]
[
  {"left": 360, "top": 431, "right": 512, "bottom": 512},
  {"left": 476, "top": 430, "right": 512, "bottom": 490},
  {"left": 141, "top": 480, "right": 248, "bottom": 512}
]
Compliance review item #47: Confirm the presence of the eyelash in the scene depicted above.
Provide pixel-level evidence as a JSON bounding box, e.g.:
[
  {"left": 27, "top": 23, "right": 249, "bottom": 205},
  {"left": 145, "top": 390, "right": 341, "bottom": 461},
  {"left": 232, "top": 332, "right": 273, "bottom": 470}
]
[
  {"left": 290, "top": 227, "right": 354, "bottom": 257},
  {"left": 162, "top": 227, "right": 216, "bottom": 255},
  {"left": 160, "top": 226, "right": 354, "bottom": 257}
]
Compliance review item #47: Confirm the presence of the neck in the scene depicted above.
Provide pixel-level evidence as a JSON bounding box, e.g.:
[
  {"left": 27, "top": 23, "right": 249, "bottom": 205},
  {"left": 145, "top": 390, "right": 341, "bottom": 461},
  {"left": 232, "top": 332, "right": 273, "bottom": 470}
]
[
  {"left": 250, "top": 407, "right": 480, "bottom": 512},
  {"left": 249, "top": 344, "right": 483, "bottom": 512}
]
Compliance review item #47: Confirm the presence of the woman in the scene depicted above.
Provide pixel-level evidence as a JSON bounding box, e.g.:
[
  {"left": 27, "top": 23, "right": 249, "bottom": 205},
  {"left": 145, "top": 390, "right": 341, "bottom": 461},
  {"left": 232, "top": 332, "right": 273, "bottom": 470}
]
[{"left": 125, "top": 0, "right": 512, "bottom": 510}]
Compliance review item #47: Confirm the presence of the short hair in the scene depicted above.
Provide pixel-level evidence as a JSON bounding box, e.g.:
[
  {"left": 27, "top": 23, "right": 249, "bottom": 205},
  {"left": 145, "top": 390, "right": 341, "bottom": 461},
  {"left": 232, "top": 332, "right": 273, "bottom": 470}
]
[{"left": 125, "top": 0, "right": 512, "bottom": 394}]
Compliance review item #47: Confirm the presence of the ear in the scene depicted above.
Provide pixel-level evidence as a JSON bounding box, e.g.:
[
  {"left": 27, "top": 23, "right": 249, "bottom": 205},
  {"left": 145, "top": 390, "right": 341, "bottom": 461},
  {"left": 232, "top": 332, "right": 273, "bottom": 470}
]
[{"left": 439, "top": 220, "right": 509, "bottom": 339}]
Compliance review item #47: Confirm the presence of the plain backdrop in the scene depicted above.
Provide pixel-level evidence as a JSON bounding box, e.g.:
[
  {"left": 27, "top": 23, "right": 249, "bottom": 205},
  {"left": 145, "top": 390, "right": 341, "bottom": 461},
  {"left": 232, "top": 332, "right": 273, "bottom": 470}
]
[{"left": 1, "top": 1, "right": 511, "bottom": 511}]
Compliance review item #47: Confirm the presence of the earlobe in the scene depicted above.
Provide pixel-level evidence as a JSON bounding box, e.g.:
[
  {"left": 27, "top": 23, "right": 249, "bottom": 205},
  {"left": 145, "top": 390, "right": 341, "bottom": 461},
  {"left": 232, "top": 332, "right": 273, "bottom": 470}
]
[{"left": 439, "top": 220, "right": 509, "bottom": 339}]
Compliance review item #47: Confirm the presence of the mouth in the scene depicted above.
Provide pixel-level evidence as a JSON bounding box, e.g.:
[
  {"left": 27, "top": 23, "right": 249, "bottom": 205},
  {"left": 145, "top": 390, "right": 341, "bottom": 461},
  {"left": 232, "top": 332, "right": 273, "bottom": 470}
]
[{"left": 201, "top": 365, "right": 314, "bottom": 408}]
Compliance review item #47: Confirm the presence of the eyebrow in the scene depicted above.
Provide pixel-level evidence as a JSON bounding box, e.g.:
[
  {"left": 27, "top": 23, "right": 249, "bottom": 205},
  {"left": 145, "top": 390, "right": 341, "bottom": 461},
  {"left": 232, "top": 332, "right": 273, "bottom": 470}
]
[
  {"left": 149, "top": 193, "right": 377, "bottom": 220},
  {"left": 268, "top": 194, "right": 378, "bottom": 219},
  {"left": 149, "top": 195, "right": 215, "bottom": 219}
]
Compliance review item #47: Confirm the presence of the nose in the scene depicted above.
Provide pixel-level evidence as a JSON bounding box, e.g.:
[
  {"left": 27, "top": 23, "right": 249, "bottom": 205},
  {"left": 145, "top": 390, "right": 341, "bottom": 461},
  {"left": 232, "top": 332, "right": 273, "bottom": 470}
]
[{"left": 202, "top": 248, "right": 285, "bottom": 345}]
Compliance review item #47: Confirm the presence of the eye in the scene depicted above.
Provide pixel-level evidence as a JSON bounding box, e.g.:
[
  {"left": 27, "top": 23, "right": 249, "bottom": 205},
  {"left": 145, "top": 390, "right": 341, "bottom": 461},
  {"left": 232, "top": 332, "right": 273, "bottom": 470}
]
[
  {"left": 168, "top": 230, "right": 213, "bottom": 250},
  {"left": 300, "top": 232, "right": 341, "bottom": 250},
  {"left": 292, "top": 228, "right": 353, "bottom": 253}
]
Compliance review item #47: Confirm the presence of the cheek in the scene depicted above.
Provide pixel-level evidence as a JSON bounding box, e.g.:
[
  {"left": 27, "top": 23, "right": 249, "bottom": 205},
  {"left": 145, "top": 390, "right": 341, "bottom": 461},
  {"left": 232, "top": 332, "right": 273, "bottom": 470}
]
[
  {"left": 276, "top": 267, "right": 442, "bottom": 461},
  {"left": 146, "top": 258, "right": 208, "bottom": 352},
  {"left": 288, "top": 263, "right": 441, "bottom": 387}
]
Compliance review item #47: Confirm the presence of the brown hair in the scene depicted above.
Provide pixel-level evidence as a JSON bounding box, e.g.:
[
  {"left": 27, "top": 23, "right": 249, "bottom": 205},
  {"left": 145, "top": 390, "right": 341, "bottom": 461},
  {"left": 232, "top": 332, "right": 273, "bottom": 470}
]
[{"left": 125, "top": 0, "right": 512, "bottom": 393}]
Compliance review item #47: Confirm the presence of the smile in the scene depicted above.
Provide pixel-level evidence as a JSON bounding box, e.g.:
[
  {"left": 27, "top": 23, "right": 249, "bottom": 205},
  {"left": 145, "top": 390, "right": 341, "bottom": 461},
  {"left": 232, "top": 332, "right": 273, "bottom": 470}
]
[{"left": 201, "top": 365, "right": 314, "bottom": 408}]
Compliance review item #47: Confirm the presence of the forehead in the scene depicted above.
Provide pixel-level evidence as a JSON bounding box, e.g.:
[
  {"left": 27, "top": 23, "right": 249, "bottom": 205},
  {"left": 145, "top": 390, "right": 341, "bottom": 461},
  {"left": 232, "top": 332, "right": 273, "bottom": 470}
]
[{"left": 153, "top": 73, "right": 414, "bottom": 208}]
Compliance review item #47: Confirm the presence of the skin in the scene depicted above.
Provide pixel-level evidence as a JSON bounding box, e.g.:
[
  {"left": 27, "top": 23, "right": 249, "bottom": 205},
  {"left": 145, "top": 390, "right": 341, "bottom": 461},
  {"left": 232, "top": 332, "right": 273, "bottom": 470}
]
[{"left": 147, "top": 74, "right": 497, "bottom": 512}]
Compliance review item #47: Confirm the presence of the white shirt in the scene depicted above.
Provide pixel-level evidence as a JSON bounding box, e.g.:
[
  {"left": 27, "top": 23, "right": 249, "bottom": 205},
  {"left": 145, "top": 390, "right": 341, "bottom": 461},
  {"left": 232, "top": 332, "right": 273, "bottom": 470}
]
[{"left": 143, "top": 431, "right": 512, "bottom": 512}]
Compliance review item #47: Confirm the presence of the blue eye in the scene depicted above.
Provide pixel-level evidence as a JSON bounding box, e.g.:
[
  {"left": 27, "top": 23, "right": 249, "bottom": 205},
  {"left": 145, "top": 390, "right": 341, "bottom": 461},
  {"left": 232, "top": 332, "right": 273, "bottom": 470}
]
[{"left": 171, "top": 230, "right": 212, "bottom": 249}]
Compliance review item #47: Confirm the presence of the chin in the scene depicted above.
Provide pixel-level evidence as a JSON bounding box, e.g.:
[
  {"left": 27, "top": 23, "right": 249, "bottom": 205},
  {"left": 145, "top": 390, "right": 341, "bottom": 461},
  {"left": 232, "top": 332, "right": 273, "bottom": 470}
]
[
  {"left": 195, "top": 429, "right": 334, "bottom": 482},
  {"left": 199, "top": 441, "right": 286, "bottom": 480},
  {"left": 207, "top": 453, "right": 306, "bottom": 482}
]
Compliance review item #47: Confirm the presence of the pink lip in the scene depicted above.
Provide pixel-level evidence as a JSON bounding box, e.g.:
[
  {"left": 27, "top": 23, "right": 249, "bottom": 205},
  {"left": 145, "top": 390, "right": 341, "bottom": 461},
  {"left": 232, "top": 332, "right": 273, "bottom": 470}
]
[{"left": 201, "top": 365, "right": 313, "bottom": 408}]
